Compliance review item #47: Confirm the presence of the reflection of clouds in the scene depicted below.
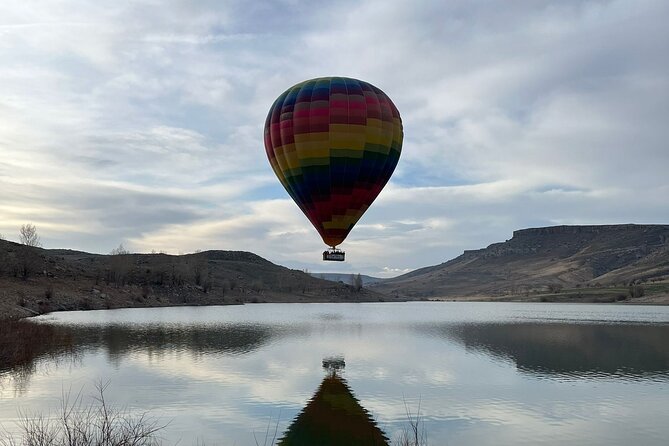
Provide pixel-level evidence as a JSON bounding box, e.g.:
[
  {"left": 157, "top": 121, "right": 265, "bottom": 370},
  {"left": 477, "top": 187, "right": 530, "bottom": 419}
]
[
  {"left": 120, "top": 354, "right": 313, "bottom": 407},
  {"left": 457, "top": 400, "right": 544, "bottom": 426},
  {"left": 425, "top": 370, "right": 454, "bottom": 385}
]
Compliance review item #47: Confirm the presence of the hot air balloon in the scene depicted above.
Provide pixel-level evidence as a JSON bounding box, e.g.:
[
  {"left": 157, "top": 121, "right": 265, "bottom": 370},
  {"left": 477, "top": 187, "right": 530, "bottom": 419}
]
[{"left": 264, "top": 77, "right": 403, "bottom": 261}]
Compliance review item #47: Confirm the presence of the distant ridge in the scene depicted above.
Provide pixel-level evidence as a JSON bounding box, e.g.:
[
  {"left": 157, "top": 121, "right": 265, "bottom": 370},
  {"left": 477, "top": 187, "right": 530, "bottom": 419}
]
[
  {"left": 310, "top": 273, "right": 387, "bottom": 286},
  {"left": 372, "top": 224, "right": 669, "bottom": 300},
  {"left": 512, "top": 224, "right": 669, "bottom": 237}
]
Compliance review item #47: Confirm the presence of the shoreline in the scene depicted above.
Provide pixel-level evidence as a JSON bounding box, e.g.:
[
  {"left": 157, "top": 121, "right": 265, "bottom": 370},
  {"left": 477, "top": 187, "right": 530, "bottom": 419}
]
[
  {"left": 3, "top": 276, "right": 668, "bottom": 324},
  {"left": 424, "top": 293, "right": 669, "bottom": 306},
  {"left": 4, "top": 293, "right": 669, "bottom": 324},
  {"left": 0, "top": 276, "right": 392, "bottom": 322}
]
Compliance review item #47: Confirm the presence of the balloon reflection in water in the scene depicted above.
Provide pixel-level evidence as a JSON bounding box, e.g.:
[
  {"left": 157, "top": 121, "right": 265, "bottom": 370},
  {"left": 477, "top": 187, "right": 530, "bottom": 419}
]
[{"left": 278, "top": 357, "right": 389, "bottom": 445}]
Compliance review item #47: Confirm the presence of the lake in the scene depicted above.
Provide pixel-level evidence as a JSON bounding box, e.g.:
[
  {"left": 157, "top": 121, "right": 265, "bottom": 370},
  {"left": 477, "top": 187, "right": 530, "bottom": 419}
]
[{"left": 1, "top": 302, "right": 669, "bottom": 445}]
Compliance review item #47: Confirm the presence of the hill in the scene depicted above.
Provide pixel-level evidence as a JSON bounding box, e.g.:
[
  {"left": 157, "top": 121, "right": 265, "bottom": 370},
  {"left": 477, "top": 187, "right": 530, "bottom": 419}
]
[
  {"left": 371, "top": 224, "right": 669, "bottom": 303},
  {"left": 0, "top": 240, "right": 387, "bottom": 320},
  {"left": 310, "top": 273, "right": 386, "bottom": 286}
]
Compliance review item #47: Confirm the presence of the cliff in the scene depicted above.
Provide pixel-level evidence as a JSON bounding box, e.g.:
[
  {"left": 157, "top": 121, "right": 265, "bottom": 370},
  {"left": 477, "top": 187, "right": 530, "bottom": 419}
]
[{"left": 372, "top": 224, "right": 669, "bottom": 300}]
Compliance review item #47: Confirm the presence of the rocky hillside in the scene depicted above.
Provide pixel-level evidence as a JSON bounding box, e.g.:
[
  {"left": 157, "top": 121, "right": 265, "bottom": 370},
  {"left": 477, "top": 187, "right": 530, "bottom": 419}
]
[
  {"left": 0, "top": 240, "right": 386, "bottom": 320},
  {"left": 372, "top": 224, "right": 669, "bottom": 300}
]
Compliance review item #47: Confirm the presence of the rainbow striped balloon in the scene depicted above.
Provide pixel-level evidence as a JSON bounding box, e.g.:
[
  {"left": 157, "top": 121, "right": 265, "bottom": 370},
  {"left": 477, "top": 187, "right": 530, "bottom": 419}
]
[{"left": 264, "top": 77, "right": 403, "bottom": 248}]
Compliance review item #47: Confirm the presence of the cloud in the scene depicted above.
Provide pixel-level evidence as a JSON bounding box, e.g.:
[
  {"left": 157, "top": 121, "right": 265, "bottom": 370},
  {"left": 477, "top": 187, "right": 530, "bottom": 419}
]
[{"left": 0, "top": 0, "right": 667, "bottom": 275}]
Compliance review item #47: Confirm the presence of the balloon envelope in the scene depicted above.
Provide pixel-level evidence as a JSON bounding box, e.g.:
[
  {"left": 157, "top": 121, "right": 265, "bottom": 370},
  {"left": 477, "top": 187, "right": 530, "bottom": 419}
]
[{"left": 264, "top": 77, "right": 403, "bottom": 247}]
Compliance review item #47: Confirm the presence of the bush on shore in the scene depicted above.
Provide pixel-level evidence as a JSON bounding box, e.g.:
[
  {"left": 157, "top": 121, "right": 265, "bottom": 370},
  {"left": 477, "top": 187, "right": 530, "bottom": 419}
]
[{"left": 0, "top": 382, "right": 165, "bottom": 446}]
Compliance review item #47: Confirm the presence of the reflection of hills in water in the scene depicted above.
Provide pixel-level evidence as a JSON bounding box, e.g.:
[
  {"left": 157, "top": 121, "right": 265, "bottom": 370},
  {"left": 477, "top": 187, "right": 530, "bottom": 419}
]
[
  {"left": 0, "top": 321, "right": 75, "bottom": 375},
  {"left": 71, "top": 323, "right": 301, "bottom": 358},
  {"left": 1, "top": 321, "right": 304, "bottom": 379},
  {"left": 428, "top": 322, "right": 669, "bottom": 378},
  {"left": 6, "top": 316, "right": 669, "bottom": 385},
  {"left": 279, "top": 373, "right": 389, "bottom": 446}
]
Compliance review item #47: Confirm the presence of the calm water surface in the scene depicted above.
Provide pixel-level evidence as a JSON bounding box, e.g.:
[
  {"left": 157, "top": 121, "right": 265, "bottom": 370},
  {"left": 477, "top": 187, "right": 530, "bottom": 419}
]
[{"left": 1, "top": 302, "right": 669, "bottom": 445}]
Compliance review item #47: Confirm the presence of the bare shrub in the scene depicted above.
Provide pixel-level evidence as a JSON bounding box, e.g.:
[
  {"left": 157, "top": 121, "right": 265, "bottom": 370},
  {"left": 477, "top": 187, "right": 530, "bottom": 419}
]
[
  {"left": 19, "top": 224, "right": 41, "bottom": 247},
  {"left": 252, "top": 414, "right": 281, "bottom": 446},
  {"left": 394, "top": 398, "right": 428, "bottom": 446},
  {"left": 109, "top": 244, "right": 130, "bottom": 255},
  {"left": 1, "top": 382, "right": 165, "bottom": 446}
]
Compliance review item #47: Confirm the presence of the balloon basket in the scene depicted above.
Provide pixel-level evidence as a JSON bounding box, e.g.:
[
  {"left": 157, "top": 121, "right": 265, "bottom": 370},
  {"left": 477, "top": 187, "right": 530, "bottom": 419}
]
[{"left": 323, "top": 248, "right": 345, "bottom": 262}]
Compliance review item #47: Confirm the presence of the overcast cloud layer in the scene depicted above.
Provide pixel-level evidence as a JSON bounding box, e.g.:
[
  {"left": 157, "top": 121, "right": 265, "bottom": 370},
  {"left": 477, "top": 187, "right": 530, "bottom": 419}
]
[{"left": 1, "top": 0, "right": 667, "bottom": 276}]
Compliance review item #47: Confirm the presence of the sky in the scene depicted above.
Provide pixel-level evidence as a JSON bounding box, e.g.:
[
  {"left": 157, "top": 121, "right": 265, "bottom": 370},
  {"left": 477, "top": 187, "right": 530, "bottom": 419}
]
[{"left": 1, "top": 0, "right": 668, "bottom": 277}]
